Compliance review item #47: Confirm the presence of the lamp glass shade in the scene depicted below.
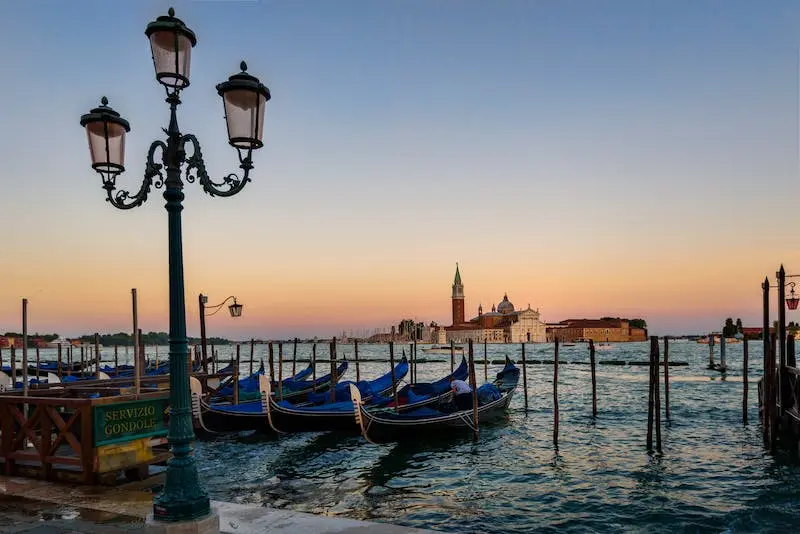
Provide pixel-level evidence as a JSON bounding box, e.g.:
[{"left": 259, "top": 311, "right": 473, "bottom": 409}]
[
  {"left": 786, "top": 296, "right": 800, "bottom": 310},
  {"left": 222, "top": 89, "right": 266, "bottom": 149},
  {"left": 85, "top": 119, "right": 127, "bottom": 174},
  {"left": 228, "top": 302, "right": 244, "bottom": 318},
  {"left": 149, "top": 30, "right": 193, "bottom": 89}
]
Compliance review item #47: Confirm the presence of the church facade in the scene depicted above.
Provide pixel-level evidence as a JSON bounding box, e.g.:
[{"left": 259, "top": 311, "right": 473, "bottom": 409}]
[{"left": 441, "top": 264, "right": 547, "bottom": 343}]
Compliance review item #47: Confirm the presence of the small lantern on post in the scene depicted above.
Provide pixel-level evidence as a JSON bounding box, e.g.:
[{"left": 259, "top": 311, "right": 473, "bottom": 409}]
[
  {"left": 228, "top": 298, "right": 243, "bottom": 318},
  {"left": 786, "top": 282, "right": 799, "bottom": 310},
  {"left": 145, "top": 7, "right": 197, "bottom": 90}
]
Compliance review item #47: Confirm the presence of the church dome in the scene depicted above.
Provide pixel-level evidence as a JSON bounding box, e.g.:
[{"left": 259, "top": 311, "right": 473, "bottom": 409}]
[{"left": 497, "top": 294, "right": 515, "bottom": 314}]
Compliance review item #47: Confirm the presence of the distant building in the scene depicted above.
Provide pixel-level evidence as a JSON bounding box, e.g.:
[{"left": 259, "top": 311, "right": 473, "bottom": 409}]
[
  {"left": 546, "top": 319, "right": 647, "bottom": 343},
  {"left": 0, "top": 336, "right": 23, "bottom": 349},
  {"left": 441, "top": 264, "right": 547, "bottom": 343},
  {"left": 741, "top": 327, "right": 776, "bottom": 340}
]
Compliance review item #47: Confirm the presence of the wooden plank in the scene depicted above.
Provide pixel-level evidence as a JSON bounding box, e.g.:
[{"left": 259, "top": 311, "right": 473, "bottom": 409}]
[
  {"left": 44, "top": 456, "right": 82, "bottom": 466},
  {"left": 40, "top": 405, "right": 52, "bottom": 480},
  {"left": 80, "top": 405, "right": 94, "bottom": 482},
  {"left": 47, "top": 406, "right": 83, "bottom": 457}
]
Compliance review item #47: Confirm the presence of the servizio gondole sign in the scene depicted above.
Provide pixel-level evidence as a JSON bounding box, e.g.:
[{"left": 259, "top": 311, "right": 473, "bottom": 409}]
[{"left": 93, "top": 398, "right": 170, "bottom": 447}]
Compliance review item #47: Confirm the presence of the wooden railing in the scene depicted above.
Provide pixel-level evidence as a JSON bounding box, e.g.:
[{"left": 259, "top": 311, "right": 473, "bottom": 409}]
[{"left": 0, "top": 391, "right": 169, "bottom": 484}]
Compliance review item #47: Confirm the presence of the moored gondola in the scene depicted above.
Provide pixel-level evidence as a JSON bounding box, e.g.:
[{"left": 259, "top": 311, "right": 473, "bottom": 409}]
[
  {"left": 304, "top": 356, "right": 409, "bottom": 405},
  {"left": 213, "top": 361, "right": 314, "bottom": 402},
  {"left": 190, "top": 360, "right": 349, "bottom": 435},
  {"left": 351, "top": 357, "right": 519, "bottom": 443},
  {"left": 263, "top": 357, "right": 472, "bottom": 434}
]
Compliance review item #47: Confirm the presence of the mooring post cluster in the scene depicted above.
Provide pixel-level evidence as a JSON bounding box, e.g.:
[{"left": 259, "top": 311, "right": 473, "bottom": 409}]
[{"left": 646, "top": 336, "right": 663, "bottom": 453}]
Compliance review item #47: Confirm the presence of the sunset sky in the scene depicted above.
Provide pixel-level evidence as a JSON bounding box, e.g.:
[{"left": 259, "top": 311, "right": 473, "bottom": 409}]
[{"left": 0, "top": 0, "right": 798, "bottom": 339}]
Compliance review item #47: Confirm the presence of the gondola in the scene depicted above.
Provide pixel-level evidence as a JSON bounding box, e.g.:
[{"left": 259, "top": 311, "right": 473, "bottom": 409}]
[
  {"left": 351, "top": 357, "right": 519, "bottom": 443},
  {"left": 263, "top": 357, "right": 470, "bottom": 434},
  {"left": 189, "top": 360, "right": 349, "bottom": 435},
  {"left": 213, "top": 362, "right": 314, "bottom": 402},
  {"left": 100, "top": 360, "right": 171, "bottom": 377},
  {"left": 304, "top": 356, "right": 409, "bottom": 405}
]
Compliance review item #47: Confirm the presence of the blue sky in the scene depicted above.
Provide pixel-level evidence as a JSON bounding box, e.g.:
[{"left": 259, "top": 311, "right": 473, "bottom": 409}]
[{"left": 0, "top": 1, "right": 798, "bottom": 338}]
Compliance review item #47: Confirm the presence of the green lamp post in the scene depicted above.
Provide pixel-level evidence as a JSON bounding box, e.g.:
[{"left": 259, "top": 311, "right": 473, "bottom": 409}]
[{"left": 78, "top": 8, "right": 271, "bottom": 523}]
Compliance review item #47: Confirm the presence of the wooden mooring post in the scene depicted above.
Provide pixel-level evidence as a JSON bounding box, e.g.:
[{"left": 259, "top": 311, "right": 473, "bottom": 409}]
[
  {"left": 233, "top": 344, "right": 240, "bottom": 405},
  {"left": 646, "top": 336, "right": 662, "bottom": 452},
  {"left": 663, "top": 336, "right": 670, "bottom": 420},
  {"left": 553, "top": 338, "right": 559, "bottom": 445},
  {"left": 56, "top": 345, "right": 62, "bottom": 378},
  {"left": 654, "top": 338, "right": 662, "bottom": 452},
  {"left": 647, "top": 338, "right": 655, "bottom": 451},
  {"left": 589, "top": 339, "right": 597, "bottom": 417},
  {"left": 762, "top": 277, "right": 770, "bottom": 446},
  {"left": 10, "top": 346, "right": 16, "bottom": 387},
  {"left": 35, "top": 347, "right": 40, "bottom": 379},
  {"left": 521, "top": 342, "right": 528, "bottom": 411},
  {"left": 407, "top": 341, "right": 413, "bottom": 383},
  {"left": 94, "top": 334, "right": 101, "bottom": 379},
  {"left": 311, "top": 343, "right": 317, "bottom": 392},
  {"left": 742, "top": 337, "right": 749, "bottom": 425},
  {"left": 249, "top": 338, "right": 255, "bottom": 377},
  {"left": 783, "top": 334, "right": 795, "bottom": 414},
  {"left": 353, "top": 339, "right": 361, "bottom": 382},
  {"left": 450, "top": 340, "right": 455, "bottom": 374},
  {"left": 330, "top": 337, "right": 337, "bottom": 404},
  {"left": 468, "top": 339, "right": 479, "bottom": 441},
  {"left": 278, "top": 342, "right": 284, "bottom": 401},
  {"left": 22, "top": 299, "right": 28, "bottom": 396},
  {"left": 484, "top": 339, "right": 488, "bottom": 382},
  {"left": 292, "top": 337, "right": 298, "bottom": 376},
  {"left": 770, "top": 333, "right": 778, "bottom": 452},
  {"left": 114, "top": 345, "right": 119, "bottom": 377},
  {"left": 268, "top": 342, "right": 275, "bottom": 388},
  {"left": 410, "top": 341, "right": 415, "bottom": 383},
  {"left": 389, "top": 341, "right": 399, "bottom": 412},
  {"left": 354, "top": 339, "right": 360, "bottom": 382}
]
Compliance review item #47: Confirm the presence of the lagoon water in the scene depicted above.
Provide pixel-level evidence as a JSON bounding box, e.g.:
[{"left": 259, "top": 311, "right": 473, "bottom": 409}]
[{"left": 27, "top": 340, "right": 800, "bottom": 532}]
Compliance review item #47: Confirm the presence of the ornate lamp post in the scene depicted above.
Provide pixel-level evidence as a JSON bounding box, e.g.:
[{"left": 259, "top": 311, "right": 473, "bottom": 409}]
[
  {"left": 78, "top": 8, "right": 270, "bottom": 524},
  {"left": 199, "top": 295, "right": 242, "bottom": 373}
]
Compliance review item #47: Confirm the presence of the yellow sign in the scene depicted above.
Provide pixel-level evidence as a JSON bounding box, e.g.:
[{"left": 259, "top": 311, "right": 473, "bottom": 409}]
[{"left": 97, "top": 437, "right": 154, "bottom": 473}]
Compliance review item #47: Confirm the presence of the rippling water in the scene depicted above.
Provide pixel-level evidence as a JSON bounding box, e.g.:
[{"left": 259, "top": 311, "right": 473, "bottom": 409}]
[
  {"left": 36, "top": 340, "right": 800, "bottom": 532},
  {"left": 180, "top": 340, "right": 800, "bottom": 533}
]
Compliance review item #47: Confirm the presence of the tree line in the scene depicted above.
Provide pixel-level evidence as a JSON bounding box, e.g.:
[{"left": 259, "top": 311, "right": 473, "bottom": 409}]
[
  {"left": 2, "top": 331, "right": 231, "bottom": 347},
  {"left": 721, "top": 318, "right": 744, "bottom": 338}
]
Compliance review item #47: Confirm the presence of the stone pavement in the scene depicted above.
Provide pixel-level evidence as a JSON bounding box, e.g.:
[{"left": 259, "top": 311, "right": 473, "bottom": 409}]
[
  {"left": 0, "top": 477, "right": 438, "bottom": 534},
  {"left": 0, "top": 496, "right": 143, "bottom": 533}
]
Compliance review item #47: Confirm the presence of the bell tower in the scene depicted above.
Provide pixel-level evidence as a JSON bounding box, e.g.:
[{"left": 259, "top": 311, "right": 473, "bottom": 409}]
[{"left": 451, "top": 263, "right": 465, "bottom": 325}]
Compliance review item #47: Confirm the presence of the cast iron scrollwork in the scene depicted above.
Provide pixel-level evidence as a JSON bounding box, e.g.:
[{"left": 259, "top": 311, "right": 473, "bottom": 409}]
[
  {"left": 103, "top": 140, "right": 166, "bottom": 210},
  {"left": 182, "top": 134, "right": 253, "bottom": 197}
]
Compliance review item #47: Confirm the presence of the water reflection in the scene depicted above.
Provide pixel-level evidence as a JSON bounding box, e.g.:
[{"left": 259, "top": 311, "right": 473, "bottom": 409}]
[{"left": 191, "top": 341, "right": 800, "bottom": 533}]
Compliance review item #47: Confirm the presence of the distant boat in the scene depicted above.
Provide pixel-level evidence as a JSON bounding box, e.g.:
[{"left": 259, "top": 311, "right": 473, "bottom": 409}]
[
  {"left": 422, "top": 345, "right": 465, "bottom": 354},
  {"left": 596, "top": 343, "right": 614, "bottom": 351}
]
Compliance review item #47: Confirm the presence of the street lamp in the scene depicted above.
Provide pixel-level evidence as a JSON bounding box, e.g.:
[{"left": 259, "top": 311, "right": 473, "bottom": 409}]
[
  {"left": 786, "top": 283, "right": 799, "bottom": 311},
  {"left": 78, "top": 7, "right": 271, "bottom": 524},
  {"left": 198, "top": 294, "right": 243, "bottom": 373}
]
